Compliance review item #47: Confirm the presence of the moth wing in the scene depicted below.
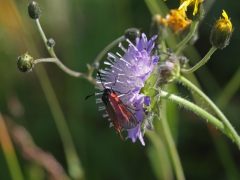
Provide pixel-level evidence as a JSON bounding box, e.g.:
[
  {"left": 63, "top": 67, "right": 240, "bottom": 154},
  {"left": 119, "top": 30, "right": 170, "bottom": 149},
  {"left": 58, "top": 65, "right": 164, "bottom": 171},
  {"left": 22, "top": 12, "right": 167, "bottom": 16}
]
[{"left": 109, "top": 96, "right": 138, "bottom": 129}]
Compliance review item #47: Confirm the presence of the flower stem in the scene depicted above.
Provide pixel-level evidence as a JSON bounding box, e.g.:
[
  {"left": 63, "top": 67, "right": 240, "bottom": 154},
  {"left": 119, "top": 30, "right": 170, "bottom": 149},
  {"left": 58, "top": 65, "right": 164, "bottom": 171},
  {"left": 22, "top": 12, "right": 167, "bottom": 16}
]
[
  {"left": 160, "top": 39, "right": 167, "bottom": 53},
  {"left": 161, "top": 100, "right": 185, "bottom": 180},
  {"left": 35, "top": 19, "right": 56, "bottom": 58},
  {"left": 87, "top": 36, "right": 125, "bottom": 77},
  {"left": 174, "top": 21, "right": 199, "bottom": 55},
  {"left": 34, "top": 58, "right": 57, "bottom": 64},
  {"left": 181, "top": 46, "right": 217, "bottom": 74},
  {"left": 177, "top": 75, "right": 240, "bottom": 148},
  {"left": 33, "top": 58, "right": 97, "bottom": 86},
  {"left": 0, "top": 114, "right": 25, "bottom": 180},
  {"left": 34, "top": 58, "right": 83, "bottom": 77},
  {"left": 159, "top": 91, "right": 235, "bottom": 142}
]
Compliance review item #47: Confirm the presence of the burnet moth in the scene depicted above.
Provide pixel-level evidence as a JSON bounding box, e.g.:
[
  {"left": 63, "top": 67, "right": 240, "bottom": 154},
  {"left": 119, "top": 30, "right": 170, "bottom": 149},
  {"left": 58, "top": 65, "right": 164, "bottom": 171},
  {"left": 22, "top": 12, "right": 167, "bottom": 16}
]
[{"left": 85, "top": 71, "right": 139, "bottom": 140}]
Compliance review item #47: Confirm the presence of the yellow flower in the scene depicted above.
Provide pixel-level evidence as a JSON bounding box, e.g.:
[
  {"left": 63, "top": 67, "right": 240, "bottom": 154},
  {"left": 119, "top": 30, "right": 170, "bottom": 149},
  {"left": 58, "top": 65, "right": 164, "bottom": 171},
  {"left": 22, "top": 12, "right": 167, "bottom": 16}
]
[
  {"left": 179, "top": 0, "right": 204, "bottom": 15},
  {"left": 166, "top": 9, "right": 192, "bottom": 33},
  {"left": 216, "top": 10, "right": 232, "bottom": 33}
]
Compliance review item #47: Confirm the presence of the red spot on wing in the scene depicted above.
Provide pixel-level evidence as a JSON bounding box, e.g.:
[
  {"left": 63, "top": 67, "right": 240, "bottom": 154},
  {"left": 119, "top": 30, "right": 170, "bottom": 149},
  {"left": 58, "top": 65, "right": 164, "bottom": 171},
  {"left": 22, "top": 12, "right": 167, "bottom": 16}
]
[{"left": 108, "top": 92, "right": 138, "bottom": 129}]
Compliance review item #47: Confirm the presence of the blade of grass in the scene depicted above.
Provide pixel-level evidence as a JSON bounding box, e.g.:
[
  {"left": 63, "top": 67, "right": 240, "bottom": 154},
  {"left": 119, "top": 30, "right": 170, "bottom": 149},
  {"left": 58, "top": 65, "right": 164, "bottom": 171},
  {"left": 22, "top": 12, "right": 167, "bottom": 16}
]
[
  {"left": 0, "top": 114, "right": 25, "bottom": 180},
  {"left": 147, "top": 132, "right": 174, "bottom": 180}
]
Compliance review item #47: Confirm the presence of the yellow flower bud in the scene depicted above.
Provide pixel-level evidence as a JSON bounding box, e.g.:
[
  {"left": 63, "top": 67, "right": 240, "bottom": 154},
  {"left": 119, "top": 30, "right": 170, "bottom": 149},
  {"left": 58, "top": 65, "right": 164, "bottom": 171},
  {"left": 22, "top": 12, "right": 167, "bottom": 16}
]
[{"left": 210, "top": 10, "right": 233, "bottom": 49}]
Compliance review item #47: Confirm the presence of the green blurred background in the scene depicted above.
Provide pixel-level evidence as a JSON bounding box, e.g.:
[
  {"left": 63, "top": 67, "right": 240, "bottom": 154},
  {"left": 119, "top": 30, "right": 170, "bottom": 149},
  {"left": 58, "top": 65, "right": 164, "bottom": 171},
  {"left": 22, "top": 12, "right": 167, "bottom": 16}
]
[{"left": 0, "top": 0, "right": 240, "bottom": 180}]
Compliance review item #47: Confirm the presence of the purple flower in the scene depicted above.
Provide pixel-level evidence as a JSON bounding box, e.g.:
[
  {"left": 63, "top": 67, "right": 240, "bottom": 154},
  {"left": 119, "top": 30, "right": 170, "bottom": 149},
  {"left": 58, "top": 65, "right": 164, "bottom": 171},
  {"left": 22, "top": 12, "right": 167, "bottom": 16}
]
[{"left": 97, "top": 33, "right": 159, "bottom": 145}]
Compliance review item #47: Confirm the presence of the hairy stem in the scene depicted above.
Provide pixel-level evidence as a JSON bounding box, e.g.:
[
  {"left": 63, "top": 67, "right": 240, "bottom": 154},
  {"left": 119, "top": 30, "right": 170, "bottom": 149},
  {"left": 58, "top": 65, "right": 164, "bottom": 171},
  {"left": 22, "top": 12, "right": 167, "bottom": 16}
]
[
  {"left": 181, "top": 46, "right": 217, "bottom": 74},
  {"left": 159, "top": 91, "right": 235, "bottom": 143},
  {"left": 177, "top": 75, "right": 240, "bottom": 148}
]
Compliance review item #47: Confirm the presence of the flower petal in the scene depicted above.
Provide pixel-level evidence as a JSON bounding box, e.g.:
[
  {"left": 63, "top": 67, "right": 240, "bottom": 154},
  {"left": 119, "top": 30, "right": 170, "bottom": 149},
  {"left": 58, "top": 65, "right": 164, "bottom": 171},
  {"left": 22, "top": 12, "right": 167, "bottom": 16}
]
[{"left": 126, "top": 124, "right": 145, "bottom": 146}]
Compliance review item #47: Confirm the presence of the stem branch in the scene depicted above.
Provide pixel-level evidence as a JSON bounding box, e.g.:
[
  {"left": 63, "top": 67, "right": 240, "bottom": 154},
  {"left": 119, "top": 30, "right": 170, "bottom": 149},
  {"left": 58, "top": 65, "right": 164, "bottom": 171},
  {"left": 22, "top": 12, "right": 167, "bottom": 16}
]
[
  {"left": 35, "top": 19, "right": 56, "bottom": 58},
  {"left": 34, "top": 58, "right": 83, "bottom": 77},
  {"left": 174, "top": 21, "right": 199, "bottom": 55},
  {"left": 35, "top": 20, "right": 97, "bottom": 86},
  {"left": 181, "top": 46, "right": 217, "bottom": 74}
]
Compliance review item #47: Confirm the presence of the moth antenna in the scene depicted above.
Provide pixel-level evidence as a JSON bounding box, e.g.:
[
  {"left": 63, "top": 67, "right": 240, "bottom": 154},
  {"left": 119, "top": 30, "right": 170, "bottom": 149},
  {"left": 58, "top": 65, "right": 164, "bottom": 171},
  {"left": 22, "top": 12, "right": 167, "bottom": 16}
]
[
  {"left": 85, "top": 93, "right": 96, "bottom": 100},
  {"left": 97, "top": 71, "right": 106, "bottom": 89}
]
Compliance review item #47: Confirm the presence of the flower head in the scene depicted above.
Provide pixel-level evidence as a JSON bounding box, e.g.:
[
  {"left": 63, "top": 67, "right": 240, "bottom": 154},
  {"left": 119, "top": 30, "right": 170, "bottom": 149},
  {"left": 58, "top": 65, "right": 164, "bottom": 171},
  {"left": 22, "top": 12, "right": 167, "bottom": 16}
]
[
  {"left": 178, "top": 0, "right": 204, "bottom": 21},
  {"left": 166, "top": 9, "right": 192, "bottom": 34},
  {"left": 210, "top": 10, "right": 233, "bottom": 49},
  {"left": 97, "top": 33, "right": 159, "bottom": 145},
  {"left": 179, "top": 0, "right": 204, "bottom": 15},
  {"left": 215, "top": 10, "right": 232, "bottom": 33}
]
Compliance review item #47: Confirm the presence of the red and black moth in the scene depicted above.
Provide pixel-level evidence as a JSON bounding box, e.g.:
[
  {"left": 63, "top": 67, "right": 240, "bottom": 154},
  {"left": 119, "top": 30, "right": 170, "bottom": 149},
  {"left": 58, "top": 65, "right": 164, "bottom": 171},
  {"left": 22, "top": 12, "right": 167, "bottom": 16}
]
[{"left": 85, "top": 71, "right": 139, "bottom": 140}]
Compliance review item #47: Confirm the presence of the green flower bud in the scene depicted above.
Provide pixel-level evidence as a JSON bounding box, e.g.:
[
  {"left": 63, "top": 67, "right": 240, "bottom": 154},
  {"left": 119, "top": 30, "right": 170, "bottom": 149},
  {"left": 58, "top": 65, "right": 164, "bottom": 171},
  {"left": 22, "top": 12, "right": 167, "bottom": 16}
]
[
  {"left": 17, "top": 52, "right": 34, "bottom": 73},
  {"left": 47, "top": 38, "right": 55, "bottom": 48},
  {"left": 158, "top": 52, "right": 180, "bottom": 85},
  {"left": 179, "top": 56, "right": 189, "bottom": 68},
  {"left": 210, "top": 10, "right": 233, "bottom": 49},
  {"left": 124, "top": 28, "right": 140, "bottom": 41},
  {"left": 93, "top": 62, "right": 99, "bottom": 69},
  {"left": 28, "top": 1, "right": 41, "bottom": 19}
]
